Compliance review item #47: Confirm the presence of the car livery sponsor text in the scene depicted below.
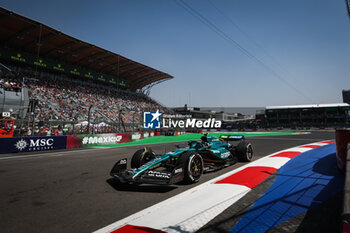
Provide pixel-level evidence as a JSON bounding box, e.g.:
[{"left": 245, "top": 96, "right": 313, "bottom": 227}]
[{"left": 146, "top": 170, "right": 171, "bottom": 179}]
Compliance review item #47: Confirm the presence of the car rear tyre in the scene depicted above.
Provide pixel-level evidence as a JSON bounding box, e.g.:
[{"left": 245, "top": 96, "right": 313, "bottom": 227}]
[
  {"left": 237, "top": 141, "right": 253, "bottom": 162},
  {"left": 131, "top": 147, "right": 155, "bottom": 168}
]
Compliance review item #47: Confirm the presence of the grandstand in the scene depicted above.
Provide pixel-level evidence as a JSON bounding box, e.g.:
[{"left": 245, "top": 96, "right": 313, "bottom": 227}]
[
  {"left": 256, "top": 103, "right": 350, "bottom": 128},
  {"left": 0, "top": 7, "right": 173, "bottom": 136}
]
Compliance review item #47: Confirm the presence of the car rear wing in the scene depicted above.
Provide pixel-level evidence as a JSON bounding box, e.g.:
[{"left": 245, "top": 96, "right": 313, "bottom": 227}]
[{"left": 219, "top": 135, "right": 245, "bottom": 141}]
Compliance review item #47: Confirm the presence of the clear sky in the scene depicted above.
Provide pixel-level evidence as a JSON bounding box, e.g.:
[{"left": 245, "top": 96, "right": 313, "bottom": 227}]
[{"left": 1, "top": 0, "right": 350, "bottom": 107}]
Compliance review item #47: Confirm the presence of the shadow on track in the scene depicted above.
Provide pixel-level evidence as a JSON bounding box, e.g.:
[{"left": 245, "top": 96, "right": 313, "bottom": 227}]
[{"left": 106, "top": 178, "right": 178, "bottom": 193}]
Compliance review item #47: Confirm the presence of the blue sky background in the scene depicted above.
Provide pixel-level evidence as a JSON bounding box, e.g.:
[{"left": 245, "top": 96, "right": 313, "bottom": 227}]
[{"left": 1, "top": 0, "right": 349, "bottom": 107}]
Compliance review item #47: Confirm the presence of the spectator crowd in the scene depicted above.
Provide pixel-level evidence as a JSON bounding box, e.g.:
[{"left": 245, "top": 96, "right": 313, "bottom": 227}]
[
  {"left": 0, "top": 69, "right": 23, "bottom": 92},
  {"left": 0, "top": 62, "right": 172, "bottom": 134}
]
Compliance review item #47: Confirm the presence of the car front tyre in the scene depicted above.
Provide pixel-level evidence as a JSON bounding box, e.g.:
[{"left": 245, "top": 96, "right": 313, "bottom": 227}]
[
  {"left": 184, "top": 152, "right": 204, "bottom": 184},
  {"left": 131, "top": 147, "right": 155, "bottom": 168}
]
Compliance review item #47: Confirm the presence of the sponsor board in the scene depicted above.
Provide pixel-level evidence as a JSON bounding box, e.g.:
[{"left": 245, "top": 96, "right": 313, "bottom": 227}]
[
  {"left": 80, "top": 133, "right": 131, "bottom": 146},
  {"left": 131, "top": 132, "right": 143, "bottom": 140},
  {"left": 0, "top": 136, "right": 67, "bottom": 154},
  {"left": 66, "top": 135, "right": 82, "bottom": 149}
]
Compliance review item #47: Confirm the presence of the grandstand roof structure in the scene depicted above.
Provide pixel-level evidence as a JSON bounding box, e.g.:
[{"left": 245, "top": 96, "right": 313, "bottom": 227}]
[{"left": 0, "top": 7, "right": 173, "bottom": 91}]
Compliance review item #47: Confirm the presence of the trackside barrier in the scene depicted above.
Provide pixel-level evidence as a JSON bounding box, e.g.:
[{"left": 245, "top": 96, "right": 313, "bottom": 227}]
[
  {"left": 339, "top": 128, "right": 350, "bottom": 233},
  {"left": 343, "top": 143, "right": 350, "bottom": 233},
  {"left": 0, "top": 131, "right": 187, "bottom": 154},
  {"left": 0, "top": 136, "right": 67, "bottom": 154},
  {"left": 336, "top": 129, "right": 350, "bottom": 173}
]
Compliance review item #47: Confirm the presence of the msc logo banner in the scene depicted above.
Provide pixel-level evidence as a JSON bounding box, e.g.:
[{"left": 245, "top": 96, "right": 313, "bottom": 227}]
[
  {"left": 143, "top": 110, "right": 161, "bottom": 129},
  {"left": 0, "top": 136, "right": 67, "bottom": 154}
]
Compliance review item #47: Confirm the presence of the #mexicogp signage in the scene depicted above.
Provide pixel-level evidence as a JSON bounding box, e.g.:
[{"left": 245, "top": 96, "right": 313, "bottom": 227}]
[
  {"left": 80, "top": 133, "right": 131, "bottom": 146},
  {"left": 0, "top": 46, "right": 129, "bottom": 87}
]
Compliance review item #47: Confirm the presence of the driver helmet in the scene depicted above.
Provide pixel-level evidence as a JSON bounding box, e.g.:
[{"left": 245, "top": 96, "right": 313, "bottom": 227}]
[{"left": 201, "top": 134, "right": 208, "bottom": 142}]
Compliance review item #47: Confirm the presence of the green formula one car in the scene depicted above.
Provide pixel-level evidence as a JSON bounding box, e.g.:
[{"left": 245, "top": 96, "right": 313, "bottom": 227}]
[{"left": 110, "top": 134, "right": 253, "bottom": 185}]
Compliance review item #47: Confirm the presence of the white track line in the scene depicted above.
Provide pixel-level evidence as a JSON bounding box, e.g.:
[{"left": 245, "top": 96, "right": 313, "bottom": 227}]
[{"left": 0, "top": 147, "right": 108, "bottom": 161}]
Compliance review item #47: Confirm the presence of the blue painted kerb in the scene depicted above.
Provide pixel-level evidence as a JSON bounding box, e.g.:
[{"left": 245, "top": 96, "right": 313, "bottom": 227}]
[{"left": 231, "top": 143, "right": 344, "bottom": 233}]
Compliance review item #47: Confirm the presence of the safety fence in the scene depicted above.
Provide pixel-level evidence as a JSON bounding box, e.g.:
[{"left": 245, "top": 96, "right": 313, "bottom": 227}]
[
  {"left": 336, "top": 129, "right": 350, "bottom": 233},
  {"left": 344, "top": 142, "right": 350, "bottom": 233}
]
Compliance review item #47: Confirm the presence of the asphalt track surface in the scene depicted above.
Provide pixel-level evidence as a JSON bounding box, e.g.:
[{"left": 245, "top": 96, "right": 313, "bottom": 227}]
[{"left": 0, "top": 131, "right": 334, "bottom": 233}]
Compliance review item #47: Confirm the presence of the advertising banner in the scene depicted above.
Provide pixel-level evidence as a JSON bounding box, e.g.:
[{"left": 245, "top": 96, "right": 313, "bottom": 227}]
[
  {"left": 66, "top": 135, "right": 82, "bottom": 149},
  {"left": 131, "top": 132, "right": 143, "bottom": 141},
  {"left": 80, "top": 133, "right": 131, "bottom": 146},
  {"left": 116, "top": 133, "right": 131, "bottom": 143},
  {"left": 0, "top": 136, "right": 67, "bottom": 154}
]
